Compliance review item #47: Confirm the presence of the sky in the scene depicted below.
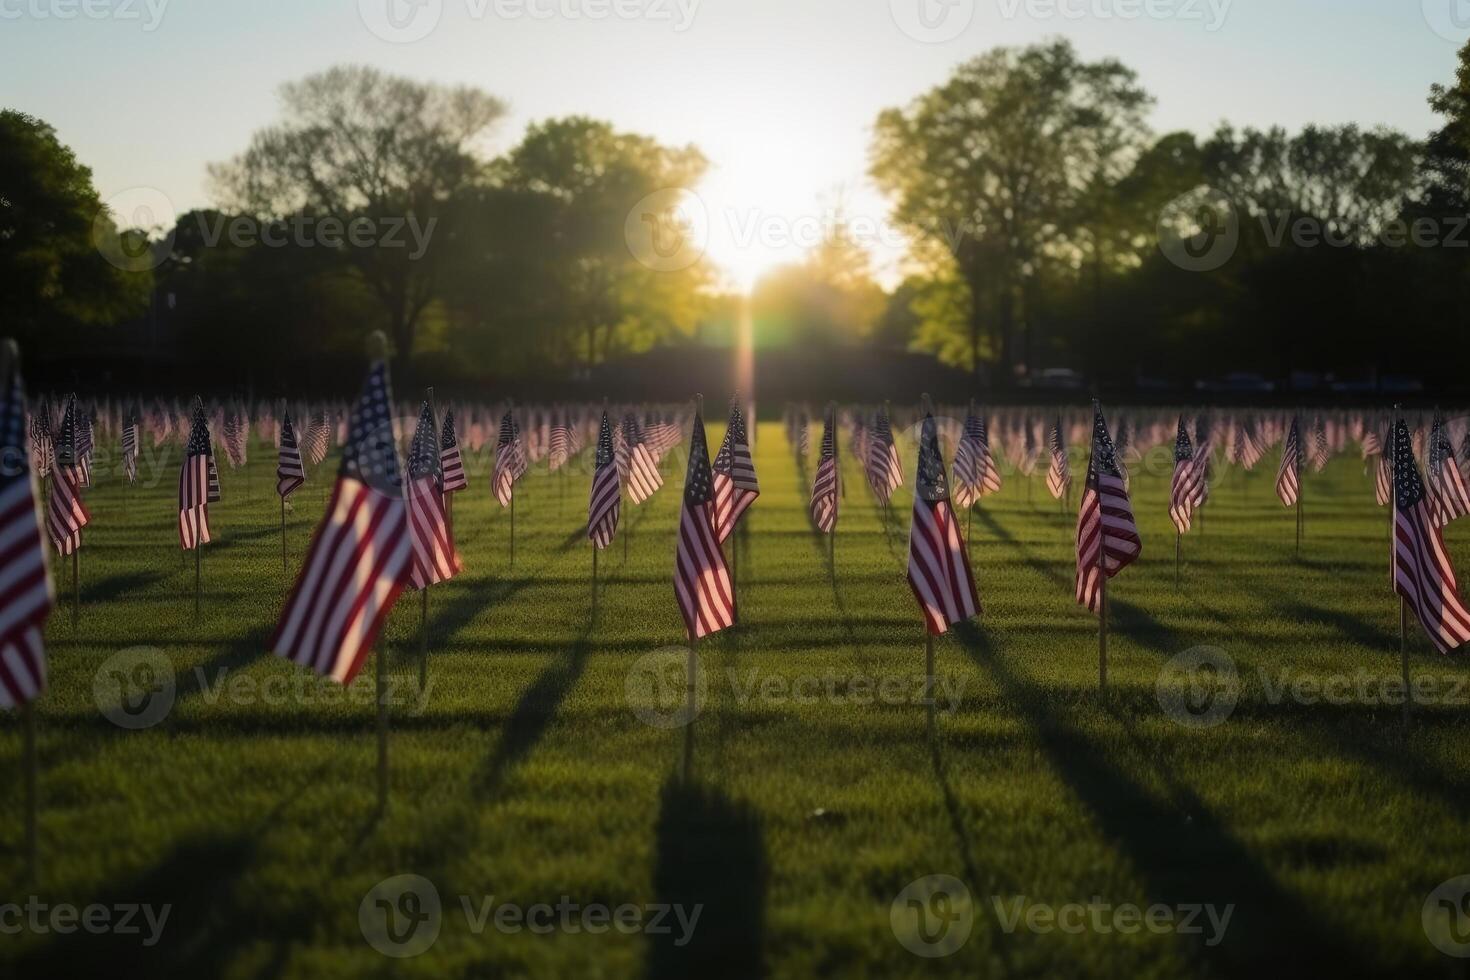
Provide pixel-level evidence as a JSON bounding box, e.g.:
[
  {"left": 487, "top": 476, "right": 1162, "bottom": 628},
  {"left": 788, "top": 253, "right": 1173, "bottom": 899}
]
[{"left": 2, "top": 0, "right": 1467, "bottom": 289}]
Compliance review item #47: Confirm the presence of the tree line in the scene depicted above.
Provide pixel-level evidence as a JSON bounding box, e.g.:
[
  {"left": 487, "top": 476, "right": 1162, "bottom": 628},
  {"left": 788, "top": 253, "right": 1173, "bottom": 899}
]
[{"left": 5, "top": 42, "right": 1470, "bottom": 394}]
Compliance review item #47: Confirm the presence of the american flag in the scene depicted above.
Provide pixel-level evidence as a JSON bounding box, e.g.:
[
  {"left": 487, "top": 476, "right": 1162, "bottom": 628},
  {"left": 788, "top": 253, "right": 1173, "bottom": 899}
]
[
  {"left": 865, "top": 409, "right": 903, "bottom": 504},
  {"left": 549, "top": 411, "right": 571, "bottom": 474},
  {"left": 1361, "top": 427, "right": 1383, "bottom": 458},
  {"left": 30, "top": 399, "right": 52, "bottom": 479},
  {"left": 712, "top": 401, "right": 759, "bottom": 544},
  {"left": 674, "top": 409, "right": 735, "bottom": 640},
  {"left": 1375, "top": 442, "right": 1393, "bottom": 507},
  {"left": 272, "top": 360, "right": 412, "bottom": 684},
  {"left": 405, "top": 400, "right": 461, "bottom": 589},
  {"left": 1276, "top": 417, "right": 1302, "bottom": 508},
  {"left": 491, "top": 410, "right": 526, "bottom": 508},
  {"left": 46, "top": 396, "right": 89, "bottom": 556},
  {"left": 1169, "top": 415, "right": 1207, "bottom": 534},
  {"left": 1045, "top": 417, "right": 1070, "bottom": 500},
  {"left": 305, "top": 411, "right": 330, "bottom": 466},
  {"left": 810, "top": 406, "right": 839, "bottom": 533},
  {"left": 907, "top": 410, "right": 979, "bottom": 635},
  {"left": 1392, "top": 417, "right": 1470, "bottom": 653},
  {"left": 1075, "top": 406, "right": 1141, "bottom": 613},
  {"left": 439, "top": 409, "right": 468, "bottom": 494},
  {"left": 1310, "top": 417, "right": 1330, "bottom": 472},
  {"left": 178, "top": 399, "right": 213, "bottom": 550},
  {"left": 588, "top": 410, "right": 620, "bottom": 550},
  {"left": 276, "top": 411, "right": 306, "bottom": 499},
  {"left": 0, "top": 361, "right": 53, "bottom": 709},
  {"left": 953, "top": 409, "right": 1002, "bottom": 509},
  {"left": 75, "top": 408, "right": 93, "bottom": 488},
  {"left": 618, "top": 413, "right": 663, "bottom": 504},
  {"left": 121, "top": 413, "right": 139, "bottom": 485},
  {"left": 1427, "top": 414, "right": 1470, "bottom": 527}
]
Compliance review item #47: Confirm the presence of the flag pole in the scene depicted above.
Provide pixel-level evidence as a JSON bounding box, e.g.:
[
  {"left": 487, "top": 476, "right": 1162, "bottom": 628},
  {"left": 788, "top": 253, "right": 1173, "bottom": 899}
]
[
  {"left": 280, "top": 496, "right": 288, "bottom": 580},
  {"left": 1175, "top": 531, "right": 1181, "bottom": 591},
  {"left": 366, "top": 331, "right": 391, "bottom": 813},
  {"left": 71, "top": 551, "right": 79, "bottom": 627},
  {"left": 419, "top": 387, "right": 438, "bottom": 693},
  {"left": 194, "top": 540, "right": 201, "bottom": 621},
  {"left": 681, "top": 392, "right": 704, "bottom": 782},
  {"left": 1401, "top": 597, "right": 1412, "bottom": 727},
  {"left": 925, "top": 631, "right": 936, "bottom": 733},
  {"left": 1095, "top": 399, "right": 1108, "bottom": 696}
]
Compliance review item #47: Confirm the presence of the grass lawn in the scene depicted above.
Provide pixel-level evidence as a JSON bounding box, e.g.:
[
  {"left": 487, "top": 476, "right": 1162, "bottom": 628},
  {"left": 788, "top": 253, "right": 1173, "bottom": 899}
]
[{"left": 2, "top": 419, "right": 1469, "bottom": 978}]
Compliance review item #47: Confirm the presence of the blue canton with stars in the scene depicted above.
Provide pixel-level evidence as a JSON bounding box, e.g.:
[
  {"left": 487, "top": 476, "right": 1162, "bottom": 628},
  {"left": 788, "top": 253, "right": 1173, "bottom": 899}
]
[
  {"left": 408, "top": 401, "right": 441, "bottom": 483},
  {"left": 1174, "top": 417, "right": 1193, "bottom": 462},
  {"left": 684, "top": 413, "right": 714, "bottom": 507},
  {"left": 1, "top": 365, "right": 29, "bottom": 483},
  {"left": 186, "top": 400, "right": 213, "bottom": 458},
  {"left": 440, "top": 410, "right": 459, "bottom": 451},
  {"left": 1393, "top": 418, "right": 1427, "bottom": 511},
  {"left": 340, "top": 361, "right": 403, "bottom": 497},
  {"left": 596, "top": 411, "right": 615, "bottom": 469},
  {"left": 915, "top": 413, "right": 950, "bottom": 503},
  {"left": 1429, "top": 415, "right": 1454, "bottom": 469},
  {"left": 55, "top": 395, "right": 77, "bottom": 466},
  {"left": 1092, "top": 409, "right": 1123, "bottom": 477}
]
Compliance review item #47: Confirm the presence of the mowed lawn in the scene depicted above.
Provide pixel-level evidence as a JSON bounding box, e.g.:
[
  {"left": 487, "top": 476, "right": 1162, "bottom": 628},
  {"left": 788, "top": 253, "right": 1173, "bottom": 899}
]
[{"left": 3, "top": 418, "right": 1470, "bottom": 978}]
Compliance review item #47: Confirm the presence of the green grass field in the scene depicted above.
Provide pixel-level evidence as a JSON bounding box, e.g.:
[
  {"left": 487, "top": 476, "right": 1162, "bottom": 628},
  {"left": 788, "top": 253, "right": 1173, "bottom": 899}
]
[{"left": 4, "top": 420, "right": 1470, "bottom": 978}]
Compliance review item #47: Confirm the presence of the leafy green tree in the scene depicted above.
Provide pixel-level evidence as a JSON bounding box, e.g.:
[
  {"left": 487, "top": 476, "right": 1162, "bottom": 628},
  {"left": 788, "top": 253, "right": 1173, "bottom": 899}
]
[
  {"left": 209, "top": 65, "right": 506, "bottom": 371},
  {"left": 0, "top": 110, "right": 151, "bottom": 347},
  {"left": 871, "top": 40, "right": 1153, "bottom": 381}
]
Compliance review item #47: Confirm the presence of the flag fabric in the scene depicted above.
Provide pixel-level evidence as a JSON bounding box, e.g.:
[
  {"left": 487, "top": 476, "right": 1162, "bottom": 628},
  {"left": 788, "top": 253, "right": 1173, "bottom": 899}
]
[
  {"left": 1075, "top": 407, "right": 1142, "bottom": 613},
  {"left": 0, "top": 363, "right": 53, "bottom": 709},
  {"left": 952, "top": 410, "right": 1002, "bottom": 510},
  {"left": 121, "top": 415, "right": 138, "bottom": 485},
  {"left": 1276, "top": 418, "right": 1302, "bottom": 508},
  {"left": 439, "top": 409, "right": 468, "bottom": 495},
  {"left": 272, "top": 360, "right": 412, "bottom": 684},
  {"left": 405, "top": 401, "right": 461, "bottom": 590},
  {"left": 618, "top": 413, "right": 663, "bottom": 504},
  {"left": 906, "top": 411, "right": 980, "bottom": 636},
  {"left": 549, "top": 413, "right": 571, "bottom": 474},
  {"left": 276, "top": 411, "right": 305, "bottom": 499},
  {"left": 1375, "top": 446, "right": 1393, "bottom": 508},
  {"left": 75, "top": 409, "right": 93, "bottom": 488},
  {"left": 1427, "top": 415, "right": 1470, "bottom": 527},
  {"left": 1169, "top": 415, "right": 1206, "bottom": 534},
  {"left": 674, "top": 410, "right": 735, "bottom": 640},
  {"left": 1391, "top": 417, "right": 1470, "bottom": 654},
  {"left": 810, "top": 406, "right": 839, "bottom": 533},
  {"left": 46, "top": 396, "right": 89, "bottom": 557},
  {"left": 305, "top": 411, "right": 330, "bottom": 466},
  {"left": 588, "top": 410, "right": 620, "bottom": 550},
  {"left": 30, "top": 399, "right": 52, "bottom": 479},
  {"left": 1045, "top": 417, "right": 1070, "bottom": 500},
  {"left": 178, "top": 400, "right": 213, "bottom": 550},
  {"left": 491, "top": 410, "right": 526, "bottom": 508},
  {"left": 1310, "top": 417, "right": 1330, "bottom": 472},
  {"left": 865, "top": 409, "right": 903, "bottom": 505},
  {"left": 711, "top": 402, "right": 759, "bottom": 544}
]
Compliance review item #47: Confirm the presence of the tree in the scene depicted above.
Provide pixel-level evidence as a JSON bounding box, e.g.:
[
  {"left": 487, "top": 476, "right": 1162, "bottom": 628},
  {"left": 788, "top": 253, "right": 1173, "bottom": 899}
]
[
  {"left": 443, "top": 117, "right": 712, "bottom": 375},
  {"left": 750, "top": 216, "right": 885, "bottom": 350},
  {"left": 0, "top": 110, "right": 152, "bottom": 347},
  {"left": 871, "top": 40, "right": 1153, "bottom": 381},
  {"left": 209, "top": 65, "right": 506, "bottom": 372}
]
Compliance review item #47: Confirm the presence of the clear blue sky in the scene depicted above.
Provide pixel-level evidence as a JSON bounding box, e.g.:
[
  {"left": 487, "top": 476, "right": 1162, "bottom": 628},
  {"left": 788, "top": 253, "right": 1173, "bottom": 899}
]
[{"left": 2, "top": 0, "right": 1464, "bottom": 286}]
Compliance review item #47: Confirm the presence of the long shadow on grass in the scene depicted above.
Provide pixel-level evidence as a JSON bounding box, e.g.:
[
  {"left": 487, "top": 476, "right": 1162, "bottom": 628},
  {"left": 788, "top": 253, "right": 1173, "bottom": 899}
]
[
  {"left": 83, "top": 568, "right": 169, "bottom": 604},
  {"left": 646, "top": 776, "right": 767, "bottom": 980},
  {"left": 972, "top": 506, "right": 1068, "bottom": 590},
  {"left": 952, "top": 620, "right": 1364, "bottom": 975}
]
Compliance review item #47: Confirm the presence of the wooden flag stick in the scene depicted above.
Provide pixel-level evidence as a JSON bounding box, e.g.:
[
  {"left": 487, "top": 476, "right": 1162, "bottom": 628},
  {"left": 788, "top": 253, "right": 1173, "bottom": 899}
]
[
  {"left": 194, "top": 541, "right": 201, "bottom": 621},
  {"left": 280, "top": 496, "right": 288, "bottom": 579},
  {"left": 23, "top": 701, "right": 38, "bottom": 884},
  {"left": 1175, "top": 532, "right": 1182, "bottom": 591},
  {"left": 377, "top": 642, "right": 389, "bottom": 812},
  {"left": 419, "top": 589, "right": 429, "bottom": 693},
  {"left": 510, "top": 491, "right": 516, "bottom": 570},
  {"left": 592, "top": 543, "right": 598, "bottom": 620},
  {"left": 1095, "top": 400, "right": 1108, "bottom": 695},
  {"left": 924, "top": 632, "right": 936, "bottom": 732},
  {"left": 682, "top": 636, "right": 696, "bottom": 782},
  {"left": 1401, "top": 598, "right": 1412, "bottom": 727},
  {"left": 71, "top": 551, "right": 79, "bottom": 627}
]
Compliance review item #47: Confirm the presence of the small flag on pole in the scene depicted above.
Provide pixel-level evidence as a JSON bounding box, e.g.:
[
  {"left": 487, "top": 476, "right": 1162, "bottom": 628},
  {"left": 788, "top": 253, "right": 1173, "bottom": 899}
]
[
  {"left": 619, "top": 413, "right": 663, "bottom": 504},
  {"left": 46, "top": 396, "right": 89, "bottom": 556},
  {"left": 1276, "top": 417, "right": 1302, "bottom": 508},
  {"left": 276, "top": 411, "right": 306, "bottom": 499},
  {"left": 405, "top": 400, "right": 462, "bottom": 589},
  {"left": 907, "top": 409, "right": 979, "bottom": 635},
  {"left": 1076, "top": 407, "right": 1141, "bottom": 613},
  {"left": 588, "top": 410, "right": 620, "bottom": 549},
  {"left": 810, "top": 406, "right": 839, "bottom": 533},
  {"left": 439, "top": 409, "right": 468, "bottom": 495},
  {"left": 0, "top": 356, "right": 53, "bottom": 708},
  {"left": 178, "top": 400, "right": 213, "bottom": 551},
  {"left": 712, "top": 400, "right": 759, "bottom": 544},
  {"left": 1045, "top": 417, "right": 1070, "bottom": 500},
  {"left": 491, "top": 410, "right": 527, "bottom": 508},
  {"left": 674, "top": 408, "right": 734, "bottom": 640},
  {"left": 1392, "top": 417, "right": 1470, "bottom": 653},
  {"left": 953, "top": 409, "right": 1002, "bottom": 509},
  {"left": 271, "top": 359, "right": 412, "bottom": 684}
]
